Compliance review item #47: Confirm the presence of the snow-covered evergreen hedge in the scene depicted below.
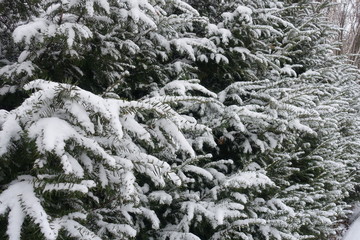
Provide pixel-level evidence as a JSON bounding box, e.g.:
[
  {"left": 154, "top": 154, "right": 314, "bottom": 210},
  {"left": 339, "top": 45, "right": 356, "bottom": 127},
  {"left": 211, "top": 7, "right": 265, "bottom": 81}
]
[{"left": 0, "top": 0, "right": 359, "bottom": 239}]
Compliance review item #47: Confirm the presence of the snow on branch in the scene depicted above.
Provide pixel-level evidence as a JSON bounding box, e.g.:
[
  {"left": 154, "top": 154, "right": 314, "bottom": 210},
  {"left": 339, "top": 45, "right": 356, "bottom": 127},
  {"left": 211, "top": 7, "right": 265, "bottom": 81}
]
[{"left": 0, "top": 177, "right": 56, "bottom": 240}]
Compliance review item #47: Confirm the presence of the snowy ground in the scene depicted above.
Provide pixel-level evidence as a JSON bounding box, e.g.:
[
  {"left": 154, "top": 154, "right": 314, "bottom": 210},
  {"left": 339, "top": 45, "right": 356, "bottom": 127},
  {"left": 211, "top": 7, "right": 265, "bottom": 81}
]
[
  {"left": 343, "top": 204, "right": 360, "bottom": 240},
  {"left": 343, "top": 217, "right": 360, "bottom": 240}
]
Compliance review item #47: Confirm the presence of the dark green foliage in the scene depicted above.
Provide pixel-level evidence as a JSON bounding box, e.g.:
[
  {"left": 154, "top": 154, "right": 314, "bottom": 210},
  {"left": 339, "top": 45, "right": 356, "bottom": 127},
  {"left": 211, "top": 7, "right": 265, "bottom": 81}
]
[{"left": 0, "top": 135, "right": 38, "bottom": 186}]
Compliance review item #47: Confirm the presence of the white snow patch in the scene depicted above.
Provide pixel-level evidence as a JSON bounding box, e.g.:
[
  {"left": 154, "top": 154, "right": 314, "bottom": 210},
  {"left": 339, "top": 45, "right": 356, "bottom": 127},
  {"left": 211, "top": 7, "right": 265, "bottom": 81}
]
[
  {"left": 43, "top": 180, "right": 95, "bottom": 193},
  {"left": 0, "top": 179, "right": 56, "bottom": 240},
  {"left": 343, "top": 217, "right": 360, "bottom": 240},
  {"left": 149, "top": 191, "right": 173, "bottom": 205},
  {"left": 224, "top": 171, "right": 275, "bottom": 189},
  {"left": 0, "top": 115, "right": 22, "bottom": 156}
]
